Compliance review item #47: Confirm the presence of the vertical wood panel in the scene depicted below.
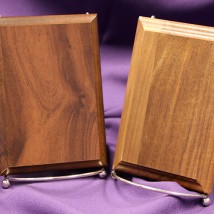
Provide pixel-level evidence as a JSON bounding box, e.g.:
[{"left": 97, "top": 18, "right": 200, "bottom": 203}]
[
  {"left": 0, "top": 15, "right": 107, "bottom": 175},
  {"left": 113, "top": 17, "right": 214, "bottom": 194}
]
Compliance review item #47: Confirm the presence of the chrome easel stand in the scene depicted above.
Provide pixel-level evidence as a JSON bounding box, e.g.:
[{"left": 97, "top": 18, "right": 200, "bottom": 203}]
[
  {"left": 2, "top": 168, "right": 107, "bottom": 189},
  {"left": 111, "top": 171, "right": 211, "bottom": 207}
]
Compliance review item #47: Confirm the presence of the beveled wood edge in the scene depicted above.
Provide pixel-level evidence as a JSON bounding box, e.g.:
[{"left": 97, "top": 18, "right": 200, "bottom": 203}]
[
  {"left": 90, "top": 16, "right": 108, "bottom": 165},
  {"left": 113, "top": 18, "right": 146, "bottom": 168},
  {"left": 140, "top": 16, "right": 214, "bottom": 41},
  {"left": 0, "top": 14, "right": 97, "bottom": 26},
  {"left": 113, "top": 161, "right": 210, "bottom": 194},
  {"left": 1, "top": 159, "right": 107, "bottom": 176},
  {"left": 0, "top": 30, "right": 6, "bottom": 175}
]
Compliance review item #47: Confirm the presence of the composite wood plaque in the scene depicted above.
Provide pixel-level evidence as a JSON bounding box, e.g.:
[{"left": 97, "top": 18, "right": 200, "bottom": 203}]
[
  {"left": 0, "top": 14, "right": 107, "bottom": 176},
  {"left": 113, "top": 17, "right": 214, "bottom": 194}
]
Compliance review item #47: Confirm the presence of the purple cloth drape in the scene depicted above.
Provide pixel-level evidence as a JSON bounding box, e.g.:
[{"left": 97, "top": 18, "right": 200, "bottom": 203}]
[{"left": 0, "top": 1, "right": 214, "bottom": 213}]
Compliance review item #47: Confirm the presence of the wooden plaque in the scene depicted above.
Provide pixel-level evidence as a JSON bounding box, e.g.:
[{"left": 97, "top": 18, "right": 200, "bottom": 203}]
[
  {"left": 113, "top": 17, "right": 214, "bottom": 194},
  {"left": 0, "top": 14, "right": 107, "bottom": 176}
]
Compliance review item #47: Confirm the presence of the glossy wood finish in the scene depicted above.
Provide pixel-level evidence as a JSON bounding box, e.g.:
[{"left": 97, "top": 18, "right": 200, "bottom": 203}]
[
  {"left": 113, "top": 17, "right": 214, "bottom": 194},
  {"left": 0, "top": 14, "right": 107, "bottom": 175}
]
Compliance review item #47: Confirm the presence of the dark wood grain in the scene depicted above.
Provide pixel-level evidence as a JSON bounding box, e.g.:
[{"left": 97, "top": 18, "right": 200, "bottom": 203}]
[
  {"left": 0, "top": 14, "right": 107, "bottom": 175},
  {"left": 113, "top": 17, "right": 214, "bottom": 194}
]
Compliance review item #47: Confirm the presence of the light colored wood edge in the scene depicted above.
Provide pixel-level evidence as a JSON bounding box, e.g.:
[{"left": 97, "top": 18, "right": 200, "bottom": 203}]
[
  {"left": 114, "top": 161, "right": 211, "bottom": 194},
  {"left": 0, "top": 14, "right": 97, "bottom": 26},
  {"left": 140, "top": 16, "right": 214, "bottom": 41},
  {"left": 90, "top": 16, "right": 108, "bottom": 166}
]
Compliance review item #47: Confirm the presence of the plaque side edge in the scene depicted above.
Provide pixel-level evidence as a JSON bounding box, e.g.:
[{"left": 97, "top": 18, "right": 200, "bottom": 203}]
[
  {"left": 0, "top": 29, "right": 8, "bottom": 175},
  {"left": 113, "top": 19, "right": 146, "bottom": 169},
  {"left": 90, "top": 16, "right": 107, "bottom": 166}
]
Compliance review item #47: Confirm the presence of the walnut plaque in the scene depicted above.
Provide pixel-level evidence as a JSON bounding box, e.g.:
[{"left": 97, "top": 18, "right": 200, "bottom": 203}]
[
  {"left": 0, "top": 14, "right": 107, "bottom": 176},
  {"left": 113, "top": 17, "right": 214, "bottom": 194}
]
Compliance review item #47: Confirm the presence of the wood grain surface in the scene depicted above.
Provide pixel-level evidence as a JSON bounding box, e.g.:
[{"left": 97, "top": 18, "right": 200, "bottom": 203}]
[
  {"left": 0, "top": 14, "right": 107, "bottom": 175},
  {"left": 113, "top": 17, "right": 214, "bottom": 194}
]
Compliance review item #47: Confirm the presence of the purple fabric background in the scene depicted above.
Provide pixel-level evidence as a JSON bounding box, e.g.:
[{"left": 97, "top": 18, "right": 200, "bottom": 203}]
[{"left": 0, "top": 1, "right": 214, "bottom": 213}]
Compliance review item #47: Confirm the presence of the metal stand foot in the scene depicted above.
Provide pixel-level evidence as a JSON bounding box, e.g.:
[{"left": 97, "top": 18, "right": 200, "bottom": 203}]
[
  {"left": 99, "top": 168, "right": 107, "bottom": 178},
  {"left": 202, "top": 197, "right": 211, "bottom": 207},
  {"left": 2, "top": 177, "right": 10, "bottom": 189}
]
